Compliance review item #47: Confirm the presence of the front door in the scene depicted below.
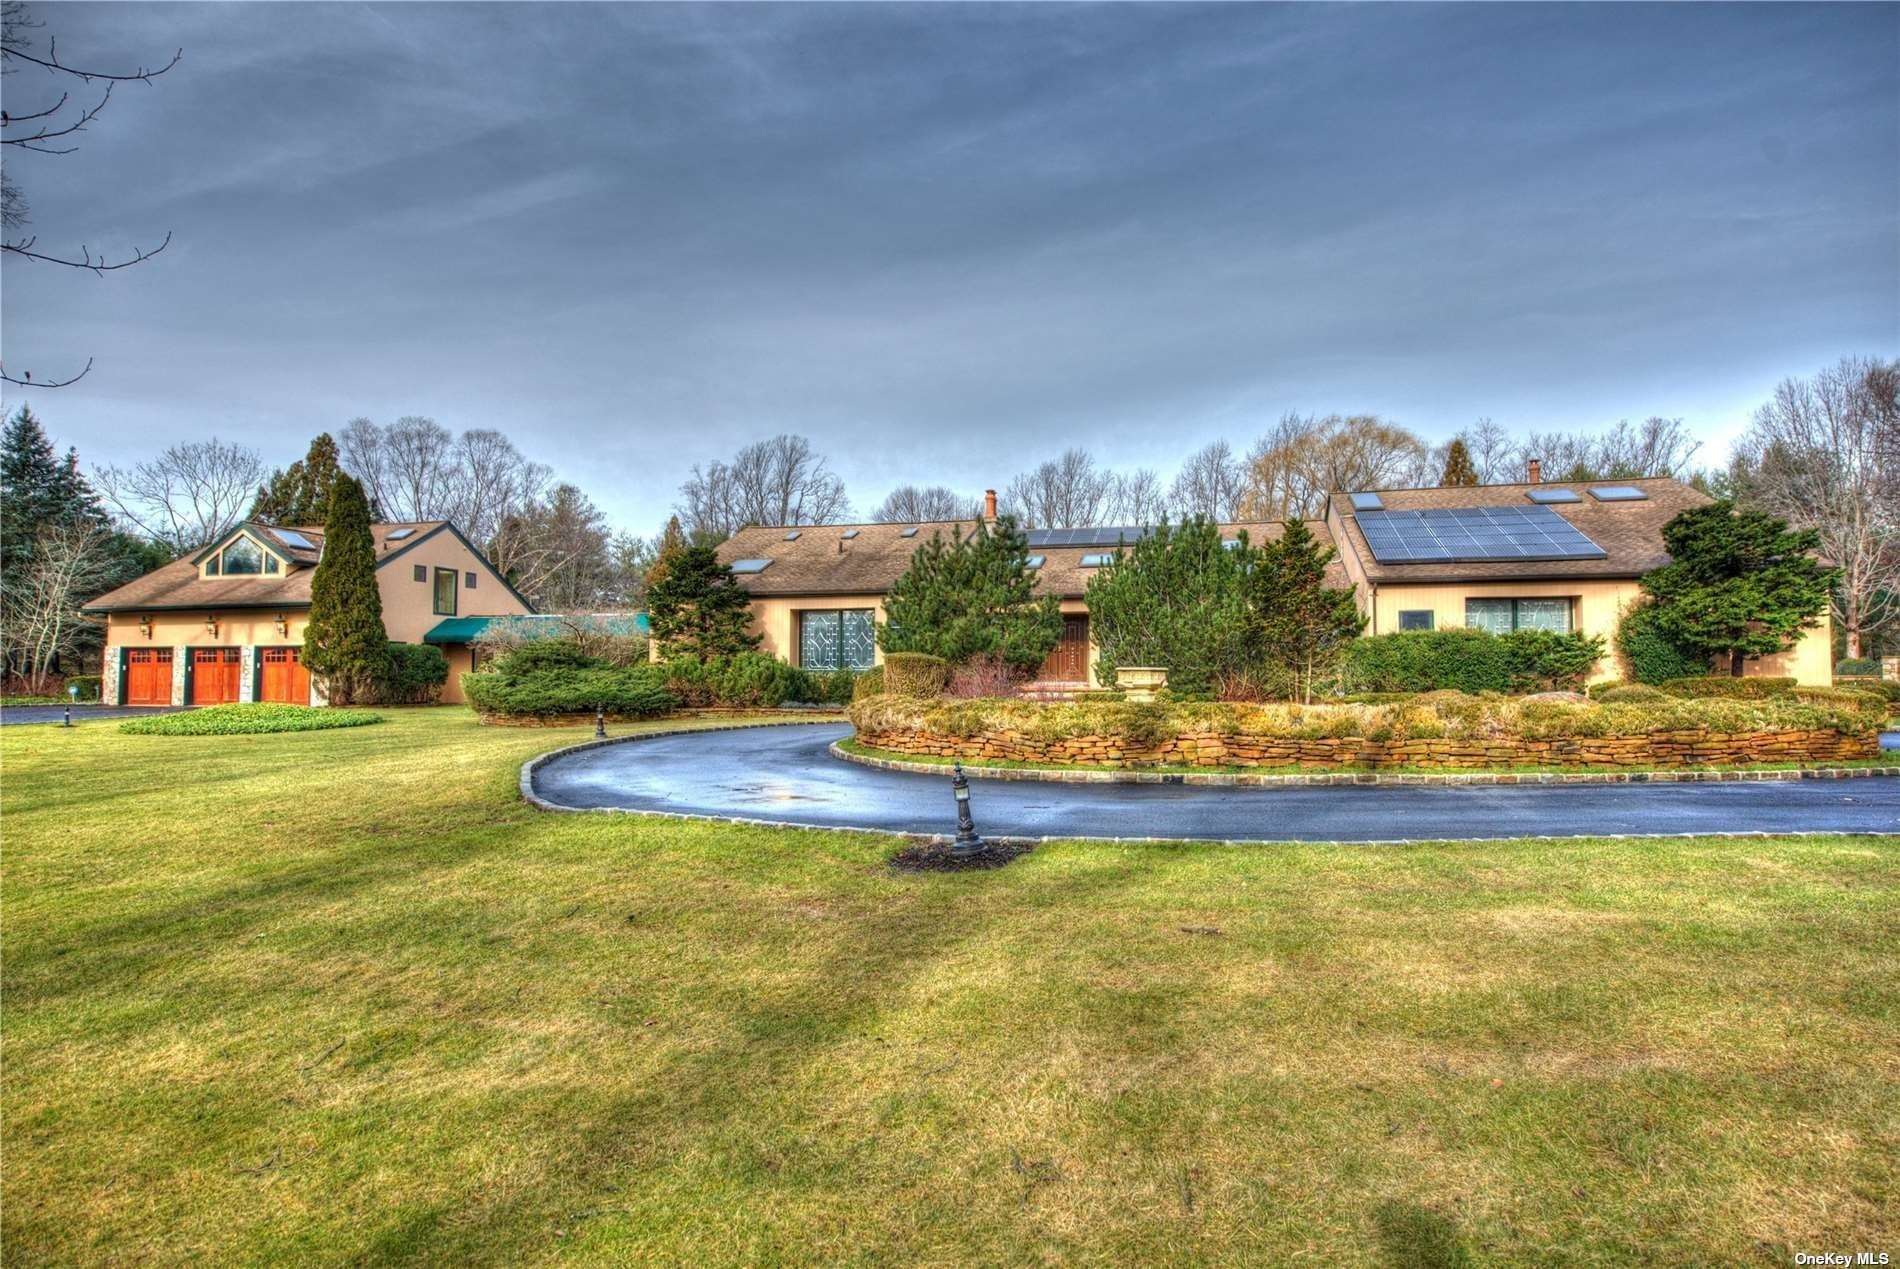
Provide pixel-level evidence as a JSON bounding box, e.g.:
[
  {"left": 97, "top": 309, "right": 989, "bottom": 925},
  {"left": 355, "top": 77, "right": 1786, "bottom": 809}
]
[
  {"left": 259, "top": 646, "right": 311, "bottom": 704},
  {"left": 125, "top": 648, "right": 173, "bottom": 705},
  {"left": 1038, "top": 615, "right": 1090, "bottom": 682},
  {"left": 191, "top": 647, "right": 242, "bottom": 704}
]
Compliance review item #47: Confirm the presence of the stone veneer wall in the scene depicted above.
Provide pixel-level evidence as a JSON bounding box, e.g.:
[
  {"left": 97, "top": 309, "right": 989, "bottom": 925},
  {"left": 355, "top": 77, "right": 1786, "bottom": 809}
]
[{"left": 854, "top": 724, "right": 1878, "bottom": 770}]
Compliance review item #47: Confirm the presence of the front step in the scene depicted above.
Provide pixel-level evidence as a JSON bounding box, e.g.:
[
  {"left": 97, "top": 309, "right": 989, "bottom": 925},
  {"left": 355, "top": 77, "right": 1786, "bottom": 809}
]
[{"left": 1017, "top": 680, "right": 1090, "bottom": 701}]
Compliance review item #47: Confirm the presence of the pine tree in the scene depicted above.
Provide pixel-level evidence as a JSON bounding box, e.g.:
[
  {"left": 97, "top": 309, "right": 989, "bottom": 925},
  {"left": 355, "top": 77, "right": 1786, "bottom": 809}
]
[
  {"left": 1641, "top": 500, "right": 1835, "bottom": 677},
  {"left": 1252, "top": 517, "right": 1365, "bottom": 702},
  {"left": 302, "top": 473, "right": 390, "bottom": 702},
  {"left": 252, "top": 433, "right": 344, "bottom": 525},
  {"left": 1440, "top": 438, "right": 1479, "bottom": 487},
  {"left": 1083, "top": 517, "right": 1255, "bottom": 694},
  {"left": 881, "top": 515, "right": 1061, "bottom": 673},
  {"left": 644, "top": 544, "right": 760, "bottom": 658}
]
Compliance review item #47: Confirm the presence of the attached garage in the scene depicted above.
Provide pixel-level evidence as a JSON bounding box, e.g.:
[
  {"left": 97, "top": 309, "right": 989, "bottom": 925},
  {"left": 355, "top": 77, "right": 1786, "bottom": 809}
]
[
  {"left": 257, "top": 646, "right": 311, "bottom": 704},
  {"left": 123, "top": 647, "right": 173, "bottom": 706},
  {"left": 190, "top": 647, "right": 243, "bottom": 705}
]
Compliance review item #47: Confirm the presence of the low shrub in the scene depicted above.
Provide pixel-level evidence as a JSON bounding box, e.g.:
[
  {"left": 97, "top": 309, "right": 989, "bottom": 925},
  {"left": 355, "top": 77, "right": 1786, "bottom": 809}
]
[
  {"left": 121, "top": 704, "right": 383, "bottom": 735},
  {"left": 883, "top": 652, "right": 951, "bottom": 698},
  {"left": 1344, "top": 628, "right": 1606, "bottom": 694},
  {"left": 495, "top": 639, "right": 602, "bottom": 677},
  {"left": 1834, "top": 658, "right": 1882, "bottom": 676},
  {"left": 1617, "top": 602, "right": 1708, "bottom": 684},
  {"left": 661, "top": 652, "right": 823, "bottom": 708},
  {"left": 382, "top": 643, "right": 448, "bottom": 704},
  {"left": 815, "top": 669, "right": 860, "bottom": 705},
  {"left": 851, "top": 667, "right": 885, "bottom": 701},
  {"left": 65, "top": 675, "right": 101, "bottom": 702},
  {"left": 1661, "top": 676, "right": 1796, "bottom": 700},
  {"left": 1594, "top": 684, "right": 1667, "bottom": 703},
  {"left": 463, "top": 665, "right": 676, "bottom": 718},
  {"left": 849, "top": 690, "right": 1874, "bottom": 749},
  {"left": 946, "top": 654, "right": 1025, "bottom": 699}
]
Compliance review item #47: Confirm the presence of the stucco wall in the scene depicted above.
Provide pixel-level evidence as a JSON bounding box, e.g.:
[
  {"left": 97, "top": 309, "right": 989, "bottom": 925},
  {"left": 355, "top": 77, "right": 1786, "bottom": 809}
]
[{"left": 377, "top": 531, "right": 531, "bottom": 641}]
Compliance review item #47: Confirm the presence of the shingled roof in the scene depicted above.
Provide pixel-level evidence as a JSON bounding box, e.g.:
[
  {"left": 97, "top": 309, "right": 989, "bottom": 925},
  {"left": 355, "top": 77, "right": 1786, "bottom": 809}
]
[
  {"left": 1328, "top": 476, "right": 1711, "bottom": 583},
  {"left": 714, "top": 518, "right": 1347, "bottom": 599},
  {"left": 83, "top": 521, "right": 447, "bottom": 612}
]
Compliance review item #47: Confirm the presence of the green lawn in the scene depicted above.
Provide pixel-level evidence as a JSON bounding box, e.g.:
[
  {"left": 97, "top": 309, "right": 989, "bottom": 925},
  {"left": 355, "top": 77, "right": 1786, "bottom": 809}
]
[{"left": 4, "top": 709, "right": 1895, "bottom": 1265}]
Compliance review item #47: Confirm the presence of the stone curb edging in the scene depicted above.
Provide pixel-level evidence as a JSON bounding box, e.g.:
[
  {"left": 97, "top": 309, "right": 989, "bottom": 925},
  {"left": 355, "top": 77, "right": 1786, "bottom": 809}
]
[
  {"left": 830, "top": 740, "right": 1900, "bottom": 789},
  {"left": 521, "top": 721, "right": 1899, "bottom": 846}
]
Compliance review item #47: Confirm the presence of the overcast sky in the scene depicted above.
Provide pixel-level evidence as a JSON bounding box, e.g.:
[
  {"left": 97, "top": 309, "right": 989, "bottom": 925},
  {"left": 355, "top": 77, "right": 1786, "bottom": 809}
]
[{"left": 4, "top": 2, "right": 1895, "bottom": 531}]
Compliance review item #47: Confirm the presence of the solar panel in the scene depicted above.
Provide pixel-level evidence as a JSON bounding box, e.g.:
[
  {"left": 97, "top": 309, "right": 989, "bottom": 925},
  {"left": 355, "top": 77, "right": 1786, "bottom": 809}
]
[
  {"left": 728, "top": 558, "right": 773, "bottom": 574},
  {"left": 1525, "top": 488, "right": 1581, "bottom": 504},
  {"left": 276, "top": 529, "right": 317, "bottom": 549},
  {"left": 1026, "top": 526, "right": 1149, "bottom": 548},
  {"left": 1349, "top": 492, "right": 1385, "bottom": 511},
  {"left": 1589, "top": 485, "right": 1647, "bottom": 502},
  {"left": 1355, "top": 506, "right": 1606, "bottom": 564}
]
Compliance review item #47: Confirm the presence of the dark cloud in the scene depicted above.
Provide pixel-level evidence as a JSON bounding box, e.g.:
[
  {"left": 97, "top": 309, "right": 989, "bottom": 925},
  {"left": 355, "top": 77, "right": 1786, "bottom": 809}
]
[{"left": 6, "top": 2, "right": 1895, "bottom": 530}]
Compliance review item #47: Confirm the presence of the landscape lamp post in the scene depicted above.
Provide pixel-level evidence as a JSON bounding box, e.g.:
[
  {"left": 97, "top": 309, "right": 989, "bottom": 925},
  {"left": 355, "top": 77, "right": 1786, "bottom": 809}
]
[
  {"left": 594, "top": 704, "right": 607, "bottom": 740},
  {"left": 951, "top": 763, "right": 984, "bottom": 857},
  {"left": 64, "top": 682, "right": 78, "bottom": 727}
]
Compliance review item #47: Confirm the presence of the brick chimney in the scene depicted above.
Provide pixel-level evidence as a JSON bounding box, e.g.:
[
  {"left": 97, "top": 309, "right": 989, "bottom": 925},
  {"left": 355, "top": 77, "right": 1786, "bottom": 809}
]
[
  {"left": 1526, "top": 457, "right": 1543, "bottom": 484},
  {"left": 983, "top": 489, "right": 997, "bottom": 521}
]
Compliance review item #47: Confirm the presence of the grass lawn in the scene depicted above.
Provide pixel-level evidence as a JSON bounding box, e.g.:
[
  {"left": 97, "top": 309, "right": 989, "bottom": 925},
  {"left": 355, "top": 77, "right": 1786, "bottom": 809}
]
[{"left": 4, "top": 709, "right": 1896, "bottom": 1264}]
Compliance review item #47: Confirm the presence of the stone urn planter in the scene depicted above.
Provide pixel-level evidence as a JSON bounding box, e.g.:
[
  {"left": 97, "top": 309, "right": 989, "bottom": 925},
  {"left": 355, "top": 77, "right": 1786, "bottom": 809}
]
[{"left": 1115, "top": 666, "right": 1168, "bottom": 702}]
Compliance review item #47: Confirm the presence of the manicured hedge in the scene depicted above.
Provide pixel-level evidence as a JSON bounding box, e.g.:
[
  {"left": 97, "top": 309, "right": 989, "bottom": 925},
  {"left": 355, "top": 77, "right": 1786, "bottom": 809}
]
[
  {"left": 883, "top": 652, "right": 951, "bottom": 698},
  {"left": 463, "top": 665, "right": 677, "bottom": 718},
  {"left": 1593, "top": 684, "right": 1667, "bottom": 703},
  {"left": 384, "top": 644, "right": 448, "bottom": 704},
  {"left": 1616, "top": 603, "right": 1708, "bottom": 684},
  {"left": 121, "top": 704, "right": 383, "bottom": 735},
  {"left": 850, "top": 690, "right": 1873, "bottom": 746},
  {"left": 851, "top": 667, "right": 885, "bottom": 701},
  {"left": 1660, "top": 676, "right": 1795, "bottom": 699},
  {"left": 1343, "top": 628, "right": 1606, "bottom": 695}
]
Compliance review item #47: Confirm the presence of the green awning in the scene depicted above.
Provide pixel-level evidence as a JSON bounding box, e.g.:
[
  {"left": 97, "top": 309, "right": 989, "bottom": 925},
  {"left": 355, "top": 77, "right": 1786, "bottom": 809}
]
[{"left": 422, "top": 613, "right": 648, "bottom": 645}]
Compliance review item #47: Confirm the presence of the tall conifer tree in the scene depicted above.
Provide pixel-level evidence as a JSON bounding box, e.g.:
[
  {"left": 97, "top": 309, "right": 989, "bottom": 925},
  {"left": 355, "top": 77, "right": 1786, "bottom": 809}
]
[{"left": 303, "top": 474, "right": 390, "bottom": 702}]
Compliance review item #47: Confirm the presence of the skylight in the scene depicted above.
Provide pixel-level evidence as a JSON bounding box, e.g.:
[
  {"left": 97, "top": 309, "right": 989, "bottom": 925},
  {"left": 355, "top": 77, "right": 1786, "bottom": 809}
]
[
  {"left": 1079, "top": 552, "right": 1114, "bottom": 567},
  {"left": 901, "top": 527, "right": 919, "bottom": 537},
  {"left": 1588, "top": 486, "right": 1648, "bottom": 502},
  {"left": 1025, "top": 555, "right": 1045, "bottom": 568},
  {"left": 841, "top": 529, "right": 859, "bottom": 539},
  {"left": 1349, "top": 492, "right": 1385, "bottom": 512},
  {"left": 1525, "top": 488, "right": 1581, "bottom": 504},
  {"left": 729, "top": 558, "right": 773, "bottom": 574},
  {"left": 783, "top": 530, "right": 801, "bottom": 541},
  {"left": 386, "top": 528, "right": 414, "bottom": 541},
  {"left": 276, "top": 529, "right": 318, "bottom": 549}
]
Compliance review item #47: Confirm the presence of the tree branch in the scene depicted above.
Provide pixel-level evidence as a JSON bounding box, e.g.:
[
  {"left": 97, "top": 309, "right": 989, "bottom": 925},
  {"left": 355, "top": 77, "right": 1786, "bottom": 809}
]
[
  {"left": 2, "top": 82, "right": 110, "bottom": 149},
  {"left": 2, "top": 37, "right": 180, "bottom": 83},
  {"left": 0, "top": 357, "right": 91, "bottom": 387},
  {"left": 2, "top": 229, "right": 170, "bottom": 272}
]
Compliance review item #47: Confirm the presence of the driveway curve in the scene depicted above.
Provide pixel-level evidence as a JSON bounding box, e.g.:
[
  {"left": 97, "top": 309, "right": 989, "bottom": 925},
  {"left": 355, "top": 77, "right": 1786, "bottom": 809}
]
[{"left": 529, "top": 723, "right": 1900, "bottom": 843}]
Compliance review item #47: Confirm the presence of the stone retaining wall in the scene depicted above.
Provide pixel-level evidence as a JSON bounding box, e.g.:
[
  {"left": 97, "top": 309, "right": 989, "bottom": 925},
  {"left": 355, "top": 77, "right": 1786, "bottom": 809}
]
[{"left": 854, "top": 724, "right": 1878, "bottom": 770}]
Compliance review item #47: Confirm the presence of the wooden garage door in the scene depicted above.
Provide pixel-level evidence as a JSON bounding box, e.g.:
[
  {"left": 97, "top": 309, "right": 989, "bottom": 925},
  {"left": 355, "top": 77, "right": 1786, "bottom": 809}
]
[
  {"left": 125, "top": 647, "right": 173, "bottom": 706},
  {"left": 259, "top": 646, "right": 311, "bottom": 704},
  {"left": 191, "top": 647, "right": 242, "bottom": 705}
]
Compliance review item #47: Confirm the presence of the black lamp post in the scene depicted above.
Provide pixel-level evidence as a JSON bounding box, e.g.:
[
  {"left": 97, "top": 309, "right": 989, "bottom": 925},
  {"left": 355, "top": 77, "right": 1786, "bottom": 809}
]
[
  {"left": 594, "top": 703, "right": 607, "bottom": 740},
  {"left": 63, "top": 682, "right": 78, "bottom": 727},
  {"left": 951, "top": 762, "right": 984, "bottom": 856}
]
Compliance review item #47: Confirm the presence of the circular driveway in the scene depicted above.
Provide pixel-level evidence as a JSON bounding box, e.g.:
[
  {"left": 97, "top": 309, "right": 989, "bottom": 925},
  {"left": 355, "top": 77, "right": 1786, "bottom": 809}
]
[{"left": 530, "top": 723, "right": 1900, "bottom": 843}]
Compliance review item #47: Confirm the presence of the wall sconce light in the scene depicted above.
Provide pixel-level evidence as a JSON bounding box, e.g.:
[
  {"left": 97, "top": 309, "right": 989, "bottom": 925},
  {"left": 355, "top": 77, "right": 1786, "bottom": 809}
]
[
  {"left": 205, "top": 614, "right": 220, "bottom": 638},
  {"left": 138, "top": 614, "right": 152, "bottom": 639},
  {"left": 274, "top": 613, "right": 288, "bottom": 638}
]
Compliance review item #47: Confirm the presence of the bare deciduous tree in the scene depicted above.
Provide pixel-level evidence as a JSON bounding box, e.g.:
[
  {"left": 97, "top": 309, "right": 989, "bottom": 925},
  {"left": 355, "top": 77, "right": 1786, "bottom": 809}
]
[
  {"left": 94, "top": 438, "right": 265, "bottom": 552},
  {"left": 1167, "top": 440, "right": 1247, "bottom": 521},
  {"left": 491, "top": 483, "right": 614, "bottom": 610},
  {"left": 677, "top": 434, "right": 850, "bottom": 541},
  {"left": 1515, "top": 417, "right": 1701, "bottom": 483},
  {"left": 870, "top": 484, "right": 978, "bottom": 523},
  {"left": 1239, "top": 414, "right": 1431, "bottom": 519},
  {"left": 1453, "top": 418, "right": 1515, "bottom": 483},
  {"left": 341, "top": 417, "right": 553, "bottom": 552},
  {"left": 1, "top": 1, "right": 179, "bottom": 387},
  {"left": 1, "top": 517, "right": 114, "bottom": 689},
  {"left": 1736, "top": 356, "right": 1899, "bottom": 660},
  {"left": 1002, "top": 447, "right": 1116, "bottom": 528},
  {"left": 1109, "top": 468, "right": 1168, "bottom": 525}
]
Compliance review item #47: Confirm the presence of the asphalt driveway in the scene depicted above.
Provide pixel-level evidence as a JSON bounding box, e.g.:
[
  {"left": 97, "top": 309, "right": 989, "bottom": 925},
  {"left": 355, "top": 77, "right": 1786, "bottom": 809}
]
[
  {"left": 531, "top": 722, "right": 1900, "bottom": 843},
  {"left": 0, "top": 705, "right": 189, "bottom": 726}
]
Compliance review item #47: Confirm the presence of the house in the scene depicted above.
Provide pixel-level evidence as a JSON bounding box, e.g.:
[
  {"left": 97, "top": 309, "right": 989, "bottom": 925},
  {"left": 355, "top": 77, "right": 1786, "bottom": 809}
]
[
  {"left": 714, "top": 475, "right": 1833, "bottom": 687},
  {"left": 82, "top": 520, "right": 534, "bottom": 706}
]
